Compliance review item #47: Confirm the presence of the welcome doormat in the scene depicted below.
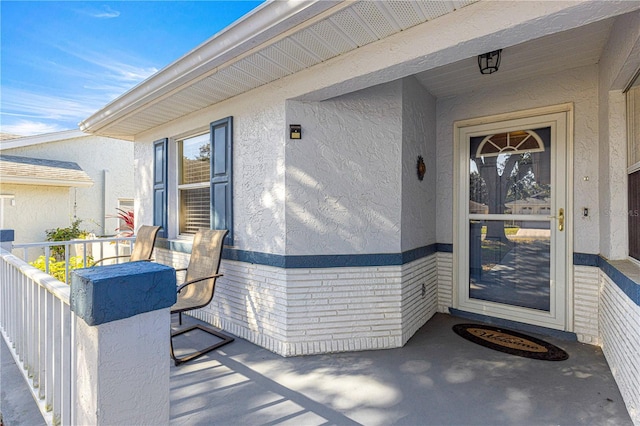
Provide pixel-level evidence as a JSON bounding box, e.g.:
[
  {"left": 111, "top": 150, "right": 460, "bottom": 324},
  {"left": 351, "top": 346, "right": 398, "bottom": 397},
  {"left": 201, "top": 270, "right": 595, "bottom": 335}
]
[{"left": 452, "top": 323, "right": 569, "bottom": 361}]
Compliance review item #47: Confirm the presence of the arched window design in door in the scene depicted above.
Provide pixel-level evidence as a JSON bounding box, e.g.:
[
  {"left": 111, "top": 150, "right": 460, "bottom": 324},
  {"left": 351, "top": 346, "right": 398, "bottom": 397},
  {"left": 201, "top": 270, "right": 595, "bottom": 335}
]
[{"left": 476, "top": 130, "right": 545, "bottom": 158}]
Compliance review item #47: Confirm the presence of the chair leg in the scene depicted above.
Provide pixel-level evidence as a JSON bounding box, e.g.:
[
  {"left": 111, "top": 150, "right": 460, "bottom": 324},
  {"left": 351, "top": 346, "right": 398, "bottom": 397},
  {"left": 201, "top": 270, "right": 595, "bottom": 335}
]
[
  {"left": 170, "top": 324, "right": 234, "bottom": 366},
  {"left": 178, "top": 312, "right": 182, "bottom": 326}
]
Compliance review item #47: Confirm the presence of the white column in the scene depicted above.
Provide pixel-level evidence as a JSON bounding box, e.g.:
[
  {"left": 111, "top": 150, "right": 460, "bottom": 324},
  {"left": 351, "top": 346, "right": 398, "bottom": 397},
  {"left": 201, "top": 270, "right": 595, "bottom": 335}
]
[
  {"left": 70, "top": 261, "right": 176, "bottom": 425},
  {"left": 74, "top": 309, "right": 170, "bottom": 425}
]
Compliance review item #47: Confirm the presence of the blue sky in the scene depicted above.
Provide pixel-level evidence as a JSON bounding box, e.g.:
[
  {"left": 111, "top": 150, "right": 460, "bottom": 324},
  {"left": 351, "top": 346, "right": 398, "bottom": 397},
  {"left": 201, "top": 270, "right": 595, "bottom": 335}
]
[{"left": 0, "top": 1, "right": 263, "bottom": 136}]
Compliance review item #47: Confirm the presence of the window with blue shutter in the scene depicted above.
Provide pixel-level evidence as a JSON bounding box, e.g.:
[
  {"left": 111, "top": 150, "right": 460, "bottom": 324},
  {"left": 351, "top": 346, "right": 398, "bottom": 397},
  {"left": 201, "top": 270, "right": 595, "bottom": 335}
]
[
  {"left": 210, "top": 117, "right": 233, "bottom": 245},
  {"left": 153, "top": 138, "right": 168, "bottom": 238}
]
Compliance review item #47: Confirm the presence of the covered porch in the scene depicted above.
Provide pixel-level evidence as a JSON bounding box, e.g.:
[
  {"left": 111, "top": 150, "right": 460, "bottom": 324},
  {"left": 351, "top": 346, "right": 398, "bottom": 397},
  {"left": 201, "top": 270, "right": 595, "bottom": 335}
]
[
  {"left": 4, "top": 0, "right": 638, "bottom": 424},
  {"left": 76, "top": 0, "right": 640, "bottom": 358},
  {"left": 3, "top": 313, "right": 632, "bottom": 425}
]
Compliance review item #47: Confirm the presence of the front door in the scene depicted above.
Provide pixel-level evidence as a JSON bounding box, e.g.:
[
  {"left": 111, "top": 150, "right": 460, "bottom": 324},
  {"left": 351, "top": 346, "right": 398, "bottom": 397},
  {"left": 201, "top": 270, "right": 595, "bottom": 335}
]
[{"left": 455, "top": 109, "right": 570, "bottom": 330}]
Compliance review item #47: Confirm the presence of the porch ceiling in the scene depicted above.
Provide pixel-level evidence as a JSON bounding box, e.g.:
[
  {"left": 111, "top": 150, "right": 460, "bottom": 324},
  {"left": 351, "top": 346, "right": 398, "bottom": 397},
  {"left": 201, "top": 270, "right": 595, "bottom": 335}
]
[
  {"left": 413, "top": 17, "right": 614, "bottom": 98},
  {"left": 79, "top": 0, "right": 478, "bottom": 140}
]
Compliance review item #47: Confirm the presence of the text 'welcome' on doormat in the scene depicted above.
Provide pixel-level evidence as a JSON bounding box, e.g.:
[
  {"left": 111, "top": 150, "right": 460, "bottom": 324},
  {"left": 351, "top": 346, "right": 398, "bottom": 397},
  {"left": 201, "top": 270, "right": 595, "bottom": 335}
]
[{"left": 452, "top": 323, "right": 569, "bottom": 361}]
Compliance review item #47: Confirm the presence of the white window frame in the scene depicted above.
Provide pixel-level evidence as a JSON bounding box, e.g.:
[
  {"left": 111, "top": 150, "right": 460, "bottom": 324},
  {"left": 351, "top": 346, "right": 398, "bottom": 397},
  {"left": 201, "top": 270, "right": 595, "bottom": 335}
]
[
  {"left": 176, "top": 132, "right": 211, "bottom": 237},
  {"left": 626, "top": 72, "right": 640, "bottom": 264},
  {"left": 164, "top": 129, "right": 205, "bottom": 240},
  {"left": 627, "top": 84, "right": 640, "bottom": 173}
]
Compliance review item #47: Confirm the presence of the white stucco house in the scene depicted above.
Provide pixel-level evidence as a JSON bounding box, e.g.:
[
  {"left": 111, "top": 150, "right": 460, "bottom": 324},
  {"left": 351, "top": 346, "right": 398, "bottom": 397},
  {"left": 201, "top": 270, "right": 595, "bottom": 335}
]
[
  {"left": 79, "top": 1, "right": 640, "bottom": 421},
  {"left": 0, "top": 130, "right": 134, "bottom": 250}
]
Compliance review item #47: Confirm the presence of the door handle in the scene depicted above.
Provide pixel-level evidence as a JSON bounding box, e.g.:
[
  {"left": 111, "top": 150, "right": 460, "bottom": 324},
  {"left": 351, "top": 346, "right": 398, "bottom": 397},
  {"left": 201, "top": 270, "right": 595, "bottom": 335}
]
[
  {"left": 548, "top": 208, "right": 565, "bottom": 231},
  {"left": 558, "top": 208, "right": 564, "bottom": 232}
]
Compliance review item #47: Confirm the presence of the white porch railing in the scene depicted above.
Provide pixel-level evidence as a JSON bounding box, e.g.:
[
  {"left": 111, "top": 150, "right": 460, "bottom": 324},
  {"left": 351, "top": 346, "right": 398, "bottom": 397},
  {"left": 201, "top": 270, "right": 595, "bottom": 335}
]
[
  {"left": 1, "top": 248, "right": 74, "bottom": 426},
  {"left": 13, "top": 236, "right": 135, "bottom": 284},
  {"left": 0, "top": 236, "right": 135, "bottom": 425}
]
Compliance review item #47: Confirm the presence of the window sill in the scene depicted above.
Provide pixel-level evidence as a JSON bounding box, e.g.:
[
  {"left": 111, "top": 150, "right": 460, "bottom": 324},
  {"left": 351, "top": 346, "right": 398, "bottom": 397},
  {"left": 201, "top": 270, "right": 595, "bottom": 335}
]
[
  {"left": 155, "top": 238, "right": 194, "bottom": 254},
  {"left": 606, "top": 258, "right": 640, "bottom": 285},
  {"left": 155, "top": 237, "right": 236, "bottom": 254},
  {"left": 599, "top": 256, "right": 640, "bottom": 307}
]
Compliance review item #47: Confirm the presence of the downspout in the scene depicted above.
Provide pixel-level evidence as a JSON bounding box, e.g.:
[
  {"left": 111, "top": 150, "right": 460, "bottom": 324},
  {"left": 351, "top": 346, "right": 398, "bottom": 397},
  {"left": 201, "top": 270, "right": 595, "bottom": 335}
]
[{"left": 103, "top": 169, "right": 109, "bottom": 235}]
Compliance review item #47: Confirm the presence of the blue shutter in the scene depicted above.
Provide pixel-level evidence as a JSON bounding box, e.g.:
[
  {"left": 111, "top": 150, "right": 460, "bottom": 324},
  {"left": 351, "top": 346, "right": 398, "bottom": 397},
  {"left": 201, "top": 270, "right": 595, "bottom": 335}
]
[
  {"left": 210, "top": 117, "right": 233, "bottom": 245},
  {"left": 153, "top": 139, "right": 168, "bottom": 238}
]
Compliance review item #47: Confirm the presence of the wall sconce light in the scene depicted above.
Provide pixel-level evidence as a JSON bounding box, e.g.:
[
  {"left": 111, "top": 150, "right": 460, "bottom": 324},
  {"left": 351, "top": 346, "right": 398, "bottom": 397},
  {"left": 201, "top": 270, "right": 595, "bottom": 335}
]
[
  {"left": 289, "top": 124, "right": 301, "bottom": 139},
  {"left": 477, "top": 49, "right": 502, "bottom": 75}
]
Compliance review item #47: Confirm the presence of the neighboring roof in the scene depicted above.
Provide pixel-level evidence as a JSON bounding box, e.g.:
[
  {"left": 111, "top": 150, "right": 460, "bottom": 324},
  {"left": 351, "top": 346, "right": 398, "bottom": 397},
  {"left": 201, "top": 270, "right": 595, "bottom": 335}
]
[
  {"left": 79, "top": 0, "right": 477, "bottom": 139},
  {"left": 0, "top": 133, "right": 23, "bottom": 141},
  {"left": 0, "top": 129, "right": 87, "bottom": 151},
  {"left": 0, "top": 154, "right": 94, "bottom": 187}
]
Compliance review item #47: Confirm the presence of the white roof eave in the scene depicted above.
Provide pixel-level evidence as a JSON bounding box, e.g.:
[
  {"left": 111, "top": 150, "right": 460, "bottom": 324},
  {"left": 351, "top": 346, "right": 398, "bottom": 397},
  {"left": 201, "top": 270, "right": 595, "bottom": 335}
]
[
  {"left": 1, "top": 175, "right": 94, "bottom": 188},
  {"left": 0, "top": 129, "right": 87, "bottom": 151},
  {"left": 79, "top": 0, "right": 340, "bottom": 136}
]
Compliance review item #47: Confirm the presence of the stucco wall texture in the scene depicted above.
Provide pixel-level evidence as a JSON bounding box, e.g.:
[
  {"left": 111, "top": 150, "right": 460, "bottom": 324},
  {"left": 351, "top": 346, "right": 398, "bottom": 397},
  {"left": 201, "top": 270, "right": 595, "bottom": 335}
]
[
  {"left": 286, "top": 80, "right": 403, "bottom": 255},
  {"left": 401, "top": 77, "right": 437, "bottom": 252}
]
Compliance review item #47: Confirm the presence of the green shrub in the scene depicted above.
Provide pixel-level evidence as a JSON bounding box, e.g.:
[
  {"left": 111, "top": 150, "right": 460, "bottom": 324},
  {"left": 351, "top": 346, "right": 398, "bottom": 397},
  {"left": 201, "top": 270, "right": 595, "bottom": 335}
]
[
  {"left": 45, "top": 219, "right": 89, "bottom": 261},
  {"left": 30, "top": 255, "right": 93, "bottom": 283}
]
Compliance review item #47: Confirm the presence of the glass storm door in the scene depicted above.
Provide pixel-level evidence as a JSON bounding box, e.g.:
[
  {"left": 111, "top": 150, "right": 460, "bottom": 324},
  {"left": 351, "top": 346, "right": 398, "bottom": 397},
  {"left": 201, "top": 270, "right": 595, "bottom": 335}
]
[{"left": 456, "top": 111, "right": 569, "bottom": 330}]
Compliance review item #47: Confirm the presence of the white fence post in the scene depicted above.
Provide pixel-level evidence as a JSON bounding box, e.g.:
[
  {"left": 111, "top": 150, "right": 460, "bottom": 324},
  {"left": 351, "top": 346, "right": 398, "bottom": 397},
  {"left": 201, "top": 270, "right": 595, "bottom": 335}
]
[{"left": 70, "top": 262, "right": 176, "bottom": 425}]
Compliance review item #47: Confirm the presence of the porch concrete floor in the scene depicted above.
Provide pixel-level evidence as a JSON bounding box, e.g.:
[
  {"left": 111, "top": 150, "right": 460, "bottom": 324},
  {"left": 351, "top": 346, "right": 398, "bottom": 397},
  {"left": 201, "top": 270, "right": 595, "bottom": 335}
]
[
  {"left": 1, "top": 336, "right": 46, "bottom": 426},
  {"left": 1, "top": 313, "right": 632, "bottom": 425},
  {"left": 170, "top": 313, "right": 632, "bottom": 426}
]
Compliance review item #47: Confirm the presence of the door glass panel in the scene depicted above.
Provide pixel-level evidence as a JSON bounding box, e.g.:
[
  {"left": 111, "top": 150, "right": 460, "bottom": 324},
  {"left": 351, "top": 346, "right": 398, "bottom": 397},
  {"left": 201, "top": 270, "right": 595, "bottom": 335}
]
[
  {"left": 469, "top": 220, "right": 550, "bottom": 311},
  {"left": 468, "top": 127, "right": 552, "bottom": 312}
]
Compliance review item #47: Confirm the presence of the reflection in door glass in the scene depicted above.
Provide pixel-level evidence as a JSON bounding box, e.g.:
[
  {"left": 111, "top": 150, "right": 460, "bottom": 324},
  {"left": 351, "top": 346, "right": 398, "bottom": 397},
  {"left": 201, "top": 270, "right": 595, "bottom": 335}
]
[
  {"left": 468, "top": 127, "right": 552, "bottom": 312},
  {"left": 469, "top": 220, "right": 550, "bottom": 311}
]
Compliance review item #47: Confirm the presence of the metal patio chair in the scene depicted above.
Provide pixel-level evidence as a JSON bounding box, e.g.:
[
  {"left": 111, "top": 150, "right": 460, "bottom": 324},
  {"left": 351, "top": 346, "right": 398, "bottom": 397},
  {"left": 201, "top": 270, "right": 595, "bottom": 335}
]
[
  {"left": 170, "top": 228, "right": 234, "bottom": 365},
  {"left": 92, "top": 225, "right": 161, "bottom": 266}
]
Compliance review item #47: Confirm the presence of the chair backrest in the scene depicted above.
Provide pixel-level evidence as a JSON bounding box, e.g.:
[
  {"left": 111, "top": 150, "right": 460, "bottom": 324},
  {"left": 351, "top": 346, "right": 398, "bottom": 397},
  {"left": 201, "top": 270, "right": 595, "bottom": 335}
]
[
  {"left": 180, "top": 229, "right": 228, "bottom": 308},
  {"left": 130, "top": 225, "right": 161, "bottom": 261}
]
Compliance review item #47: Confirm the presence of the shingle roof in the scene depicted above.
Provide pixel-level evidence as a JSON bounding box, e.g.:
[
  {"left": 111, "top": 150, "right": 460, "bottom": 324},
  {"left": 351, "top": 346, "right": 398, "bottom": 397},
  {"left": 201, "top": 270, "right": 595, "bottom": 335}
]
[
  {"left": 0, "top": 133, "right": 23, "bottom": 141},
  {"left": 0, "top": 154, "right": 93, "bottom": 187}
]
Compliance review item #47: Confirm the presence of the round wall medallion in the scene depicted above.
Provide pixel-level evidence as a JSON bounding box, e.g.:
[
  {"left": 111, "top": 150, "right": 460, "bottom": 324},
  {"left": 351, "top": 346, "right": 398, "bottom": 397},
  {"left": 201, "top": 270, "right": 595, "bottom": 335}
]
[{"left": 417, "top": 156, "right": 426, "bottom": 181}]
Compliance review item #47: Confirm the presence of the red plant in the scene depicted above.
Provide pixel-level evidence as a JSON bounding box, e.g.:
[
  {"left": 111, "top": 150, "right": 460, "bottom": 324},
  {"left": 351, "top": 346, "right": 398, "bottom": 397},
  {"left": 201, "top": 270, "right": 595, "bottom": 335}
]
[{"left": 110, "top": 208, "right": 134, "bottom": 237}]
